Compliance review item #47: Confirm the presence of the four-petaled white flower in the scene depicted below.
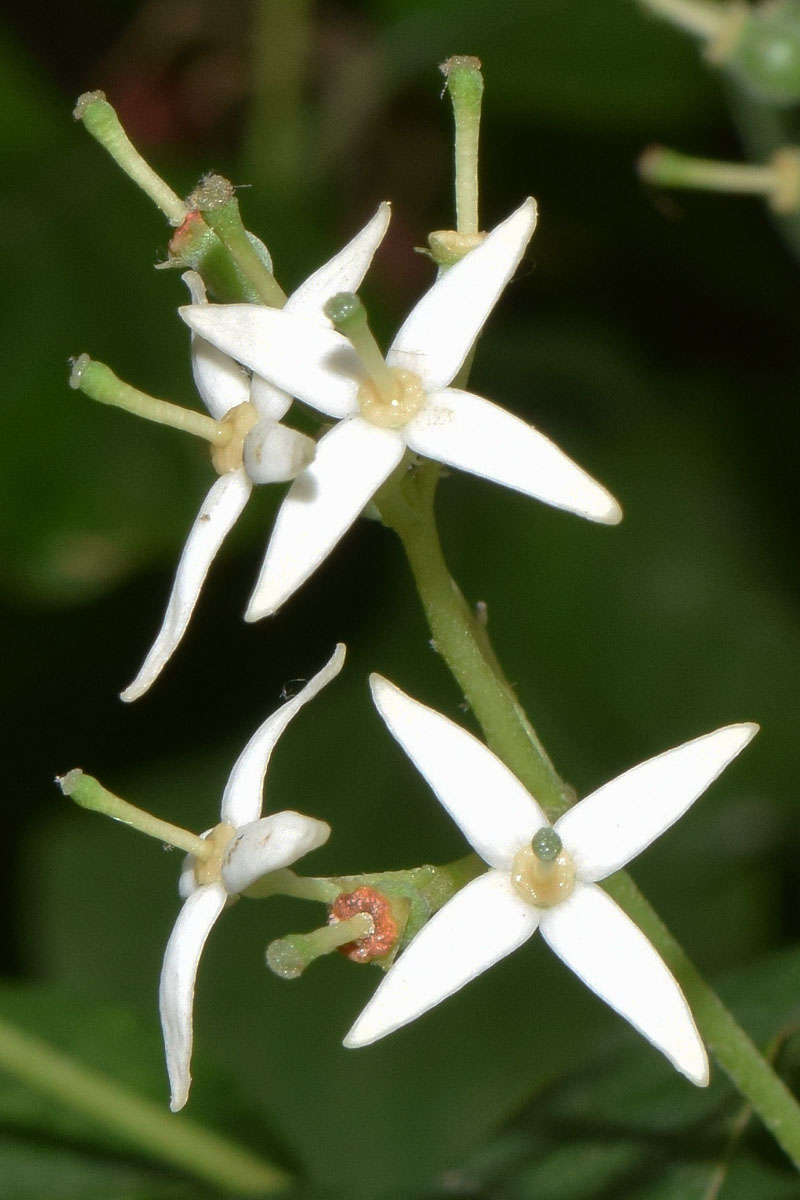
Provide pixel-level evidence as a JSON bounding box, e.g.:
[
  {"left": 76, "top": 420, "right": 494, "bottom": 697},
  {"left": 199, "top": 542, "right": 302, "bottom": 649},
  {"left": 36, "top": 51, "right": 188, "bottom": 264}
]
[
  {"left": 160, "top": 643, "right": 345, "bottom": 1111},
  {"left": 122, "top": 205, "right": 390, "bottom": 700},
  {"left": 345, "top": 675, "right": 758, "bottom": 1086},
  {"left": 181, "top": 198, "right": 623, "bottom": 621}
]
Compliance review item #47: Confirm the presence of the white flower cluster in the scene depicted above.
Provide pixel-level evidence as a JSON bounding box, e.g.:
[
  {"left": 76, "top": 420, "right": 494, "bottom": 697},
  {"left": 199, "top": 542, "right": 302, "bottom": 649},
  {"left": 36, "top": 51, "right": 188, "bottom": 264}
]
[
  {"left": 124, "top": 199, "right": 620, "bottom": 700},
  {"left": 108, "top": 196, "right": 755, "bottom": 1108}
]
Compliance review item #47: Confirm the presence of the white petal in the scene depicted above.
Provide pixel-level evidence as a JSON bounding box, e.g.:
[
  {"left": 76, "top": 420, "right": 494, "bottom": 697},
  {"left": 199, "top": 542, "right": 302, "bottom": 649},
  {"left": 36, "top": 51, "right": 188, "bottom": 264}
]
[
  {"left": 120, "top": 470, "right": 252, "bottom": 703},
  {"left": 159, "top": 883, "right": 228, "bottom": 1111},
  {"left": 221, "top": 811, "right": 331, "bottom": 894},
  {"left": 249, "top": 375, "right": 292, "bottom": 422},
  {"left": 245, "top": 418, "right": 403, "bottom": 620},
  {"left": 287, "top": 202, "right": 391, "bottom": 319},
  {"left": 540, "top": 883, "right": 708, "bottom": 1086},
  {"left": 369, "top": 676, "right": 545, "bottom": 869},
  {"left": 219, "top": 644, "right": 346, "bottom": 827},
  {"left": 344, "top": 870, "right": 539, "bottom": 1048},
  {"left": 555, "top": 723, "right": 759, "bottom": 883},
  {"left": 243, "top": 420, "right": 316, "bottom": 484},
  {"left": 403, "top": 388, "right": 622, "bottom": 525},
  {"left": 388, "top": 198, "right": 537, "bottom": 390},
  {"left": 180, "top": 305, "right": 363, "bottom": 419},
  {"left": 182, "top": 272, "right": 251, "bottom": 419}
]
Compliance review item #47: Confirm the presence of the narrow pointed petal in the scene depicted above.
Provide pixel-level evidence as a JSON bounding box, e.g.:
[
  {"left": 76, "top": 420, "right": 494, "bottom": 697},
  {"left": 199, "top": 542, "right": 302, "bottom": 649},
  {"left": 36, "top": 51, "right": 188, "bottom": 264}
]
[
  {"left": 403, "top": 388, "right": 622, "bottom": 524},
  {"left": 388, "top": 198, "right": 537, "bottom": 390},
  {"left": 159, "top": 883, "right": 227, "bottom": 1111},
  {"left": 370, "top": 676, "right": 545, "bottom": 869},
  {"left": 220, "top": 644, "right": 346, "bottom": 827},
  {"left": 541, "top": 883, "right": 708, "bottom": 1085},
  {"left": 222, "top": 811, "right": 331, "bottom": 894},
  {"left": 249, "top": 374, "right": 292, "bottom": 422},
  {"left": 344, "top": 870, "right": 539, "bottom": 1047},
  {"left": 121, "top": 470, "right": 252, "bottom": 703},
  {"left": 287, "top": 203, "right": 391, "bottom": 319},
  {"left": 243, "top": 420, "right": 316, "bottom": 484},
  {"left": 245, "top": 419, "right": 403, "bottom": 620},
  {"left": 555, "top": 723, "right": 759, "bottom": 883},
  {"left": 180, "top": 305, "right": 363, "bottom": 419},
  {"left": 183, "top": 272, "right": 251, "bottom": 419}
]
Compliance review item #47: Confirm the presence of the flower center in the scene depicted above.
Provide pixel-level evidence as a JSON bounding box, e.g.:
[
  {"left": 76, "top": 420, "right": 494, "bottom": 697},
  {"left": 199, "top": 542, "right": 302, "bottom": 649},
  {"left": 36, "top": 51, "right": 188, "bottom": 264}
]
[
  {"left": 324, "top": 291, "right": 427, "bottom": 430},
  {"left": 211, "top": 401, "right": 259, "bottom": 474},
  {"left": 510, "top": 827, "right": 576, "bottom": 909},
  {"left": 357, "top": 368, "right": 426, "bottom": 429},
  {"left": 193, "top": 821, "right": 236, "bottom": 886}
]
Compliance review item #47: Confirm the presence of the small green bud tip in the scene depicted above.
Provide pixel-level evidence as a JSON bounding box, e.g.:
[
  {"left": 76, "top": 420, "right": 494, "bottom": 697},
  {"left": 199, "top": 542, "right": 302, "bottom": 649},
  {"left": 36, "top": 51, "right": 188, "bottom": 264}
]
[
  {"left": 266, "top": 939, "right": 306, "bottom": 980},
  {"left": 73, "top": 90, "right": 108, "bottom": 122},
  {"left": 56, "top": 769, "right": 83, "bottom": 798},
  {"left": 532, "top": 827, "right": 562, "bottom": 862},
  {"left": 440, "top": 55, "right": 484, "bottom": 97},
  {"left": 324, "top": 291, "right": 365, "bottom": 331},
  {"left": 186, "top": 173, "right": 235, "bottom": 214},
  {"left": 68, "top": 354, "right": 91, "bottom": 390}
]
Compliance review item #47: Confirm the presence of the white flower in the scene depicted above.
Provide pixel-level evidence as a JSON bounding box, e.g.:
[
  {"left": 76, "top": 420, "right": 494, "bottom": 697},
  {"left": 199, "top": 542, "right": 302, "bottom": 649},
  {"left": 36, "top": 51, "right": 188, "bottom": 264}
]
[
  {"left": 345, "top": 675, "right": 758, "bottom": 1086},
  {"left": 181, "top": 198, "right": 623, "bottom": 621},
  {"left": 160, "top": 643, "right": 345, "bottom": 1110},
  {"left": 121, "top": 205, "right": 390, "bottom": 701}
]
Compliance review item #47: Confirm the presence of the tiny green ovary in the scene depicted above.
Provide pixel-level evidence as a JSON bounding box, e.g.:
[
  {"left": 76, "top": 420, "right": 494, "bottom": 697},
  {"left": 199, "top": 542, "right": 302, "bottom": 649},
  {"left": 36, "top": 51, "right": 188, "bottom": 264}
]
[
  {"left": 358, "top": 368, "right": 426, "bottom": 429},
  {"left": 510, "top": 842, "right": 576, "bottom": 908}
]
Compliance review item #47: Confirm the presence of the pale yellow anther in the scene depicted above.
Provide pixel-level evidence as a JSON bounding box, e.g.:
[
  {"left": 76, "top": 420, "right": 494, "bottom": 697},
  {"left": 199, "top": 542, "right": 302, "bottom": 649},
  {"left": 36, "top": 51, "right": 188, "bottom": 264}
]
[
  {"left": 210, "top": 402, "right": 259, "bottom": 474},
  {"left": 510, "top": 843, "right": 576, "bottom": 909},
  {"left": 358, "top": 367, "right": 426, "bottom": 430},
  {"left": 194, "top": 821, "right": 236, "bottom": 886}
]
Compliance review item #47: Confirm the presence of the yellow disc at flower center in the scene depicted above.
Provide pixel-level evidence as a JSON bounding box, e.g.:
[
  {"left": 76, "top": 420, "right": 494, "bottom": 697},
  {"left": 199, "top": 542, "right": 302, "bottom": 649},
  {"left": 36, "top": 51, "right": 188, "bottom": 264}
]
[
  {"left": 510, "top": 843, "right": 576, "bottom": 909},
  {"left": 194, "top": 821, "right": 236, "bottom": 886},
  {"left": 358, "top": 367, "right": 426, "bottom": 430}
]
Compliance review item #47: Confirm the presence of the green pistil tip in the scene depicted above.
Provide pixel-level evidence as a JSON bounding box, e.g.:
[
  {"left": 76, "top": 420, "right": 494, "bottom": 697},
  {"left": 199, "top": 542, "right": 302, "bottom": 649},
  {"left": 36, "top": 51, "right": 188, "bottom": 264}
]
[
  {"left": 324, "top": 291, "right": 365, "bottom": 331},
  {"left": 532, "top": 827, "right": 562, "bottom": 862}
]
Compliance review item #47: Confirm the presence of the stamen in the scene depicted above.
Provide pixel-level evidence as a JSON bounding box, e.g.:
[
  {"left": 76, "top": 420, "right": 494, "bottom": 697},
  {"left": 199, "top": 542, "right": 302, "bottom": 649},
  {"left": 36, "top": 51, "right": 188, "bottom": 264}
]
[
  {"left": 70, "top": 356, "right": 225, "bottom": 445},
  {"left": 324, "top": 293, "right": 427, "bottom": 429},
  {"left": 324, "top": 292, "right": 399, "bottom": 401},
  {"left": 57, "top": 770, "right": 213, "bottom": 859},
  {"left": 266, "top": 913, "right": 374, "bottom": 979},
  {"left": 187, "top": 175, "right": 287, "bottom": 308},
  {"left": 73, "top": 92, "right": 187, "bottom": 226},
  {"left": 441, "top": 56, "right": 484, "bottom": 237},
  {"left": 639, "top": 145, "right": 800, "bottom": 213}
]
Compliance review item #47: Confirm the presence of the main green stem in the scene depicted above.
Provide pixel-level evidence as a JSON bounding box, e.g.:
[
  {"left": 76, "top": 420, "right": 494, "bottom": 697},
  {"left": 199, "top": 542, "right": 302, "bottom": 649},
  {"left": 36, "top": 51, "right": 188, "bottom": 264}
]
[
  {"left": 378, "top": 460, "right": 800, "bottom": 1169},
  {"left": 0, "top": 1014, "right": 289, "bottom": 1193}
]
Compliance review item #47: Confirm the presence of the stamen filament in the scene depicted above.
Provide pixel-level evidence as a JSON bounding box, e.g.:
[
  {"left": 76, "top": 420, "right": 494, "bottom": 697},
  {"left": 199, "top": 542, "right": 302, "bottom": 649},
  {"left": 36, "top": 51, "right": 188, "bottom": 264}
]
[
  {"left": 441, "top": 56, "right": 484, "bottom": 237},
  {"left": 187, "top": 175, "right": 287, "bottom": 308},
  {"left": 245, "top": 867, "right": 341, "bottom": 902},
  {"left": 324, "top": 292, "right": 398, "bottom": 400},
  {"left": 639, "top": 145, "right": 800, "bottom": 212},
  {"left": 637, "top": 0, "right": 737, "bottom": 40},
  {"left": 266, "top": 913, "right": 374, "bottom": 979},
  {"left": 69, "top": 356, "right": 224, "bottom": 445},
  {"left": 73, "top": 92, "right": 187, "bottom": 226},
  {"left": 57, "top": 770, "right": 213, "bottom": 859}
]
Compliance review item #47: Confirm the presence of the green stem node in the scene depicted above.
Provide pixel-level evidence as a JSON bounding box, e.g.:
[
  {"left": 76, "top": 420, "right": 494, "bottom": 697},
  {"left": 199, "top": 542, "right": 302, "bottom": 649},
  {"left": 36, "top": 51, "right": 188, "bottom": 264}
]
[
  {"left": 57, "top": 770, "right": 211, "bottom": 860},
  {"left": 187, "top": 175, "right": 287, "bottom": 307},
  {"left": 73, "top": 91, "right": 187, "bottom": 226},
  {"left": 69, "top": 356, "right": 223, "bottom": 444},
  {"left": 0, "top": 1012, "right": 289, "bottom": 1193}
]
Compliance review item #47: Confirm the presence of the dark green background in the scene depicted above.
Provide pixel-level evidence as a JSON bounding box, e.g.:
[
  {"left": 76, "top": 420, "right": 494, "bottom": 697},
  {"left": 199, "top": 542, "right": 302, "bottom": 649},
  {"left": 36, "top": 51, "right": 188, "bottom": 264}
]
[{"left": 1, "top": 1, "right": 800, "bottom": 1196}]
